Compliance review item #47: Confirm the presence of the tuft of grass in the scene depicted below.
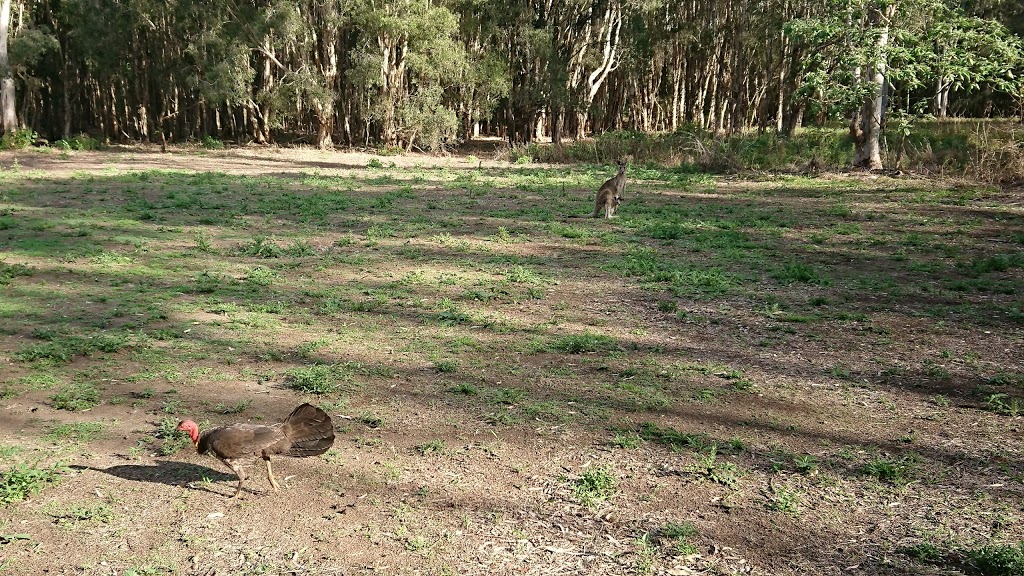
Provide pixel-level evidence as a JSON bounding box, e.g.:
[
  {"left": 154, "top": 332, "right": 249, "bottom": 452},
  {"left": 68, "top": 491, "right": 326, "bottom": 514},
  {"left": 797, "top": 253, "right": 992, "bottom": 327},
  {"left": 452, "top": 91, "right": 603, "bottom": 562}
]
[
  {"left": 572, "top": 465, "right": 616, "bottom": 507},
  {"left": 766, "top": 485, "right": 801, "bottom": 515},
  {"left": 214, "top": 399, "right": 252, "bottom": 414},
  {"left": 45, "top": 503, "right": 115, "bottom": 525},
  {"left": 860, "top": 453, "right": 919, "bottom": 485},
  {"left": 660, "top": 522, "right": 699, "bottom": 555},
  {"left": 551, "top": 332, "right": 619, "bottom": 354},
  {"left": 964, "top": 542, "right": 1024, "bottom": 576},
  {"left": 414, "top": 440, "right": 447, "bottom": 456},
  {"left": 0, "top": 462, "right": 67, "bottom": 506},
  {"left": 773, "top": 261, "right": 829, "bottom": 285},
  {"left": 50, "top": 382, "right": 100, "bottom": 411},
  {"left": 44, "top": 422, "right": 105, "bottom": 443},
  {"left": 285, "top": 364, "right": 347, "bottom": 395},
  {"left": 487, "top": 387, "right": 527, "bottom": 405},
  {"left": 433, "top": 359, "right": 458, "bottom": 373},
  {"left": 239, "top": 235, "right": 284, "bottom": 258},
  {"left": 357, "top": 411, "right": 383, "bottom": 428},
  {"left": 153, "top": 416, "right": 192, "bottom": 456},
  {"left": 612, "top": 431, "right": 643, "bottom": 449},
  {"left": 449, "top": 382, "right": 478, "bottom": 396}
]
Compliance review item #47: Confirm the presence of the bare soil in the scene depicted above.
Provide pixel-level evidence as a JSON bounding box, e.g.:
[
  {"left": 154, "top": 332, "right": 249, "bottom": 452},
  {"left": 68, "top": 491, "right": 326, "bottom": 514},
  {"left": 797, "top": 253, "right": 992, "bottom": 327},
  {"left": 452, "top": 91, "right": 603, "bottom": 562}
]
[{"left": 0, "top": 145, "right": 1022, "bottom": 576}]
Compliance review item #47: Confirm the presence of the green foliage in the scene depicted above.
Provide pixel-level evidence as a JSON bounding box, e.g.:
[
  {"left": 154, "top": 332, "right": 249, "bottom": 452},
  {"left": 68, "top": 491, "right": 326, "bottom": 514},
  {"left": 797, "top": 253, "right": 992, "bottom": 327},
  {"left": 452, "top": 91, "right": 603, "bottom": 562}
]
[
  {"left": 861, "top": 454, "right": 919, "bottom": 485},
  {"left": 50, "top": 382, "right": 100, "bottom": 411},
  {"left": 550, "top": 332, "right": 619, "bottom": 354},
  {"left": 0, "top": 129, "right": 37, "bottom": 150},
  {"left": 44, "top": 422, "right": 104, "bottom": 443},
  {"left": 572, "top": 466, "right": 616, "bottom": 507},
  {"left": 1, "top": 462, "right": 66, "bottom": 506},
  {"left": 965, "top": 542, "right": 1024, "bottom": 576},
  {"left": 285, "top": 364, "right": 348, "bottom": 395}
]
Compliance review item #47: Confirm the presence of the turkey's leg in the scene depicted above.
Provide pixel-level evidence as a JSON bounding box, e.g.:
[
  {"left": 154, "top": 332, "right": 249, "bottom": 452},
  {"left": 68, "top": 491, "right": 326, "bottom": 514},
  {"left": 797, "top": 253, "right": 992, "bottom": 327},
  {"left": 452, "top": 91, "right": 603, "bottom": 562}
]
[
  {"left": 262, "top": 452, "right": 280, "bottom": 491},
  {"left": 224, "top": 460, "right": 245, "bottom": 499}
]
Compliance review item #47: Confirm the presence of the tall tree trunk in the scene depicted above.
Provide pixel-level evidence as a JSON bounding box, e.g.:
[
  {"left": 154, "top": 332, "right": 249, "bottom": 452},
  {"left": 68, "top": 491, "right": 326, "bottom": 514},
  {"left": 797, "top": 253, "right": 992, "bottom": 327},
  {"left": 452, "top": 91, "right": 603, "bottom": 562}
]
[
  {"left": 854, "top": 4, "right": 891, "bottom": 170},
  {"left": 0, "top": 0, "right": 17, "bottom": 134}
]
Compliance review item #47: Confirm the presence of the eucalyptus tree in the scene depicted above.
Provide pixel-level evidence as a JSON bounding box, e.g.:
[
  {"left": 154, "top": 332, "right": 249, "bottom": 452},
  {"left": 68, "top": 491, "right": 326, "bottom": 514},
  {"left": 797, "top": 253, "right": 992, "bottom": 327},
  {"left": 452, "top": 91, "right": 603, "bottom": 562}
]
[{"left": 787, "top": 0, "right": 1024, "bottom": 169}]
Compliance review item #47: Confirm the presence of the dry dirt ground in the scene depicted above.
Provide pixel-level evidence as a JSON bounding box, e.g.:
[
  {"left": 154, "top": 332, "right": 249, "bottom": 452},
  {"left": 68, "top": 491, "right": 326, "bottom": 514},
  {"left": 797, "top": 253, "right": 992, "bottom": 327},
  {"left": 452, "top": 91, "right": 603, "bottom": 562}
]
[{"left": 0, "top": 145, "right": 1022, "bottom": 576}]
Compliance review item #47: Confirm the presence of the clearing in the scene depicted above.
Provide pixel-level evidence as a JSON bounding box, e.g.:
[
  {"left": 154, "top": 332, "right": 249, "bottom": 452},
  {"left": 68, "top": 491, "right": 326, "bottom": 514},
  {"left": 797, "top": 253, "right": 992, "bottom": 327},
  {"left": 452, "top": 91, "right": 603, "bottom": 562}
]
[{"left": 0, "top": 146, "right": 1022, "bottom": 575}]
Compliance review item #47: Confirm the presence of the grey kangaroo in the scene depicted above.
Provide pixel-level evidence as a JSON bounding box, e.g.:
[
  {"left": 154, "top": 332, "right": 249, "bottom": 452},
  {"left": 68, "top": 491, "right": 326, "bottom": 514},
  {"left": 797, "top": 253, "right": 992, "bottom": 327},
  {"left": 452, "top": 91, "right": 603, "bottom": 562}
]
[{"left": 568, "top": 161, "right": 626, "bottom": 219}]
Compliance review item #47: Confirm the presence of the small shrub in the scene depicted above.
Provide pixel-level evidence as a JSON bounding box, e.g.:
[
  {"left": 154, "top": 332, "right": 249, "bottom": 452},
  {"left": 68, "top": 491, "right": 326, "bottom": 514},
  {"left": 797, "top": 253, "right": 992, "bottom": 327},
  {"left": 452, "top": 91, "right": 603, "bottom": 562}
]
[
  {"left": 774, "top": 261, "right": 829, "bottom": 285},
  {"left": 44, "top": 422, "right": 104, "bottom": 443},
  {"left": 551, "top": 332, "right": 619, "bottom": 354},
  {"left": 200, "top": 135, "right": 224, "bottom": 150},
  {"left": 414, "top": 440, "right": 446, "bottom": 456},
  {"left": 285, "top": 364, "right": 343, "bottom": 395},
  {"left": 433, "top": 359, "right": 458, "bottom": 373},
  {"left": 0, "top": 129, "right": 37, "bottom": 150},
  {"left": 51, "top": 382, "right": 100, "bottom": 411},
  {"left": 449, "top": 382, "right": 478, "bottom": 396},
  {"left": 239, "top": 236, "right": 283, "bottom": 258},
  {"left": 861, "top": 453, "right": 918, "bottom": 485},
  {"left": 573, "top": 466, "right": 616, "bottom": 507},
  {"left": 964, "top": 542, "right": 1024, "bottom": 576},
  {"left": 1, "top": 462, "right": 66, "bottom": 506}
]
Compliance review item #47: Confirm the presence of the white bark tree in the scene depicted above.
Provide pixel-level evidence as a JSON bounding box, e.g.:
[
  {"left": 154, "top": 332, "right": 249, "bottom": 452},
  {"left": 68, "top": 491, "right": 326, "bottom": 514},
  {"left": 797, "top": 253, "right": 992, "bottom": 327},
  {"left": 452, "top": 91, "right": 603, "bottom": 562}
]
[{"left": 0, "top": 0, "right": 17, "bottom": 134}]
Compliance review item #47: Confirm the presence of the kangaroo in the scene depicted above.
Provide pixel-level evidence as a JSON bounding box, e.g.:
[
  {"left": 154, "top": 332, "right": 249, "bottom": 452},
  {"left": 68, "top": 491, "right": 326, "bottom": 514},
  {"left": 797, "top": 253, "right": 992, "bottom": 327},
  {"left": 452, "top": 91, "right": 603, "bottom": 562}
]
[{"left": 567, "top": 161, "right": 626, "bottom": 219}]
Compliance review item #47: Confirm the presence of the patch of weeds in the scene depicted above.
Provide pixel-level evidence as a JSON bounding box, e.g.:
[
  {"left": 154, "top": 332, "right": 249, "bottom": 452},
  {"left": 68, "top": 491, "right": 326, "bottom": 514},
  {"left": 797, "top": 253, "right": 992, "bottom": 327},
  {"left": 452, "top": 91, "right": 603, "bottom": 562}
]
[
  {"left": 658, "top": 300, "right": 678, "bottom": 313},
  {"left": 505, "top": 265, "right": 547, "bottom": 284},
  {"left": 193, "top": 231, "right": 214, "bottom": 253},
  {"left": 551, "top": 332, "right": 619, "bottom": 354},
  {"left": 449, "top": 382, "right": 478, "bottom": 396},
  {"left": 0, "top": 462, "right": 67, "bottom": 506},
  {"left": 484, "top": 407, "right": 522, "bottom": 426},
  {"left": 366, "top": 224, "right": 396, "bottom": 240},
  {"left": 214, "top": 399, "right": 252, "bottom": 414},
  {"left": 963, "top": 542, "right": 1024, "bottom": 576},
  {"left": 44, "top": 422, "right": 104, "bottom": 443},
  {"left": 285, "top": 364, "right": 349, "bottom": 395},
  {"left": 488, "top": 387, "right": 527, "bottom": 405},
  {"left": 984, "top": 393, "right": 1022, "bottom": 416},
  {"left": 188, "top": 271, "right": 222, "bottom": 294},
  {"left": 660, "top": 521, "right": 698, "bottom": 555},
  {"left": 414, "top": 440, "right": 446, "bottom": 456},
  {"left": 634, "top": 533, "right": 656, "bottom": 575},
  {"left": 15, "top": 332, "right": 130, "bottom": 364},
  {"left": 773, "top": 261, "right": 829, "bottom": 285},
  {"left": 435, "top": 300, "right": 471, "bottom": 326},
  {"left": 357, "top": 412, "right": 383, "bottom": 428},
  {"left": 689, "top": 448, "right": 741, "bottom": 488},
  {"left": 433, "top": 359, "right": 458, "bottom": 373},
  {"left": 284, "top": 240, "right": 316, "bottom": 257},
  {"left": 637, "top": 422, "right": 713, "bottom": 453},
  {"left": 793, "top": 455, "right": 819, "bottom": 475},
  {"left": 612, "top": 431, "right": 643, "bottom": 449},
  {"left": 572, "top": 465, "right": 616, "bottom": 507},
  {"left": 765, "top": 485, "right": 801, "bottom": 515},
  {"left": 244, "top": 265, "right": 277, "bottom": 285},
  {"left": 44, "top": 503, "right": 114, "bottom": 525},
  {"left": 161, "top": 399, "right": 183, "bottom": 414},
  {"left": 902, "top": 541, "right": 944, "bottom": 563},
  {"left": 0, "top": 262, "right": 34, "bottom": 286},
  {"left": 50, "top": 382, "right": 100, "bottom": 411},
  {"left": 988, "top": 372, "right": 1024, "bottom": 388},
  {"left": 153, "top": 416, "right": 192, "bottom": 456},
  {"left": 860, "top": 453, "right": 919, "bottom": 485},
  {"left": 239, "top": 235, "right": 284, "bottom": 258}
]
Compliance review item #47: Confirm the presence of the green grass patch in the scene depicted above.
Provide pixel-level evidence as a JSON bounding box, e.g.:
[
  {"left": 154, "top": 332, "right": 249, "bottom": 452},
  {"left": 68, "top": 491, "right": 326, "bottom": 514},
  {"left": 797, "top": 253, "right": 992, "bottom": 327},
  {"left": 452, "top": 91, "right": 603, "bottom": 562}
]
[
  {"left": 44, "top": 422, "right": 105, "bottom": 442},
  {"left": 1, "top": 462, "right": 67, "bottom": 507},
  {"left": 572, "top": 465, "right": 616, "bottom": 507},
  {"left": 50, "top": 382, "right": 101, "bottom": 411}
]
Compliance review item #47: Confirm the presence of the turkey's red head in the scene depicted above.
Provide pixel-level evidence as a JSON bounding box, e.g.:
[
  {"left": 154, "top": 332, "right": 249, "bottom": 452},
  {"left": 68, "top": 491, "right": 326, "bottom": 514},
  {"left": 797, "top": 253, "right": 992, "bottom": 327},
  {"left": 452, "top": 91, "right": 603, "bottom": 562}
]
[{"left": 177, "top": 420, "right": 200, "bottom": 446}]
